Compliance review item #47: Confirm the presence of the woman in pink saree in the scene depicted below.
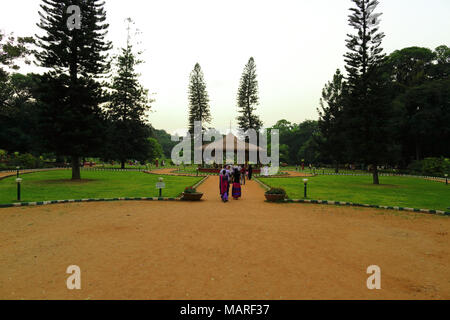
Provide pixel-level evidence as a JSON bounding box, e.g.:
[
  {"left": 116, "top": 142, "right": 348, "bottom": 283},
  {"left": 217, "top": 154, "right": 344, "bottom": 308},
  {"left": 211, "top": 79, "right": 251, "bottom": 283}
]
[{"left": 219, "top": 167, "right": 229, "bottom": 202}]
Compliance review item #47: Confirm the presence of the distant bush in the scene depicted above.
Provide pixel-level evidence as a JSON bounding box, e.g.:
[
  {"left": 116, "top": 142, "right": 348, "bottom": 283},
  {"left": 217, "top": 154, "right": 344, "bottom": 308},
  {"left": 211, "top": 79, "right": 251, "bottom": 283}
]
[
  {"left": 0, "top": 153, "right": 51, "bottom": 170},
  {"left": 408, "top": 157, "right": 450, "bottom": 177}
]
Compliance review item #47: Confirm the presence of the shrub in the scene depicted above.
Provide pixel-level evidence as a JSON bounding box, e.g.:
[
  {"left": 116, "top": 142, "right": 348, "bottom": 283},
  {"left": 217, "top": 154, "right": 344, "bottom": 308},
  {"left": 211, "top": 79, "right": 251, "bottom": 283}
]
[
  {"left": 265, "top": 188, "right": 287, "bottom": 195},
  {"left": 0, "top": 149, "right": 7, "bottom": 160},
  {"left": 408, "top": 157, "right": 450, "bottom": 177},
  {"left": 0, "top": 153, "right": 47, "bottom": 170},
  {"left": 184, "top": 186, "right": 199, "bottom": 194},
  {"left": 9, "top": 153, "right": 44, "bottom": 169}
]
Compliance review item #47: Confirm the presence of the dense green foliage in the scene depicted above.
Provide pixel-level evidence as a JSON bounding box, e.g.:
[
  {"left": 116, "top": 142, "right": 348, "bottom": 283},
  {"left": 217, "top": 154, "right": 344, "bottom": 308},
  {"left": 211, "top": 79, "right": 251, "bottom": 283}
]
[
  {"left": 35, "top": 0, "right": 112, "bottom": 179},
  {"left": 317, "top": 70, "right": 346, "bottom": 172},
  {"left": 407, "top": 158, "right": 450, "bottom": 177},
  {"left": 316, "top": 0, "right": 449, "bottom": 181},
  {"left": 104, "top": 20, "right": 153, "bottom": 168},
  {"left": 1, "top": 0, "right": 448, "bottom": 179},
  {"left": 269, "top": 120, "right": 320, "bottom": 165},
  {"left": 341, "top": 0, "right": 392, "bottom": 184},
  {"left": 151, "top": 128, "right": 178, "bottom": 158}
]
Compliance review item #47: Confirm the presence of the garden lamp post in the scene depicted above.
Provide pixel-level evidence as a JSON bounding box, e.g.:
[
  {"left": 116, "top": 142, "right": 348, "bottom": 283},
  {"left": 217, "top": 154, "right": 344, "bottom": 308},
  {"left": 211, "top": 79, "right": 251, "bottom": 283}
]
[
  {"left": 16, "top": 178, "right": 23, "bottom": 201},
  {"left": 303, "top": 178, "right": 309, "bottom": 198},
  {"left": 158, "top": 177, "right": 164, "bottom": 197},
  {"left": 16, "top": 166, "right": 20, "bottom": 178}
]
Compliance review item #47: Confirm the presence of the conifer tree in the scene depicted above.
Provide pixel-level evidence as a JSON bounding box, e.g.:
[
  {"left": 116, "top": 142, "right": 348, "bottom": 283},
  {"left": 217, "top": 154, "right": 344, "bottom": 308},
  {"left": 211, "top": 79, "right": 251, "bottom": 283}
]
[
  {"left": 317, "top": 69, "right": 347, "bottom": 173},
  {"left": 35, "top": 0, "right": 112, "bottom": 179},
  {"left": 188, "top": 63, "right": 211, "bottom": 134},
  {"left": 106, "top": 19, "right": 153, "bottom": 169},
  {"left": 342, "top": 0, "right": 393, "bottom": 184},
  {"left": 236, "top": 57, "right": 263, "bottom": 133}
]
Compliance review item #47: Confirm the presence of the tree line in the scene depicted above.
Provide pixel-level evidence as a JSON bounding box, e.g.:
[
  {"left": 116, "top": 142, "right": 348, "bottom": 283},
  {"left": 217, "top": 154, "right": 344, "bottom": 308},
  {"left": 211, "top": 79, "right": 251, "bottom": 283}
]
[
  {"left": 1, "top": 0, "right": 448, "bottom": 183},
  {"left": 0, "top": 1, "right": 170, "bottom": 177},
  {"left": 257, "top": 0, "right": 449, "bottom": 184},
  {"left": 317, "top": 0, "right": 449, "bottom": 184}
]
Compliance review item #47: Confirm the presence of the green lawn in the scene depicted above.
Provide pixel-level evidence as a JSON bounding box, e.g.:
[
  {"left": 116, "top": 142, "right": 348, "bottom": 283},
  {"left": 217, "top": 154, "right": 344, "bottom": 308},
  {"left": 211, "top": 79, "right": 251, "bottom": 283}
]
[
  {"left": 0, "top": 170, "right": 202, "bottom": 204},
  {"left": 259, "top": 175, "right": 450, "bottom": 211}
]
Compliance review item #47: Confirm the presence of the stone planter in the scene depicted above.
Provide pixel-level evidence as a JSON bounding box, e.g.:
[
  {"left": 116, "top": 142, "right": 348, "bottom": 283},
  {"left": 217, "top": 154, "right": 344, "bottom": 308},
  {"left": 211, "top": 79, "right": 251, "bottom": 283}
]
[
  {"left": 182, "top": 192, "right": 204, "bottom": 201},
  {"left": 264, "top": 193, "right": 285, "bottom": 202}
]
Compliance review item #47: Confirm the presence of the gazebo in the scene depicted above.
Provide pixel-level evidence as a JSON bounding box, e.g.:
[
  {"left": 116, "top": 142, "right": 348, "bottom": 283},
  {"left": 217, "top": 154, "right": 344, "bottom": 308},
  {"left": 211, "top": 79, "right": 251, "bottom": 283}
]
[{"left": 196, "top": 133, "right": 265, "bottom": 173}]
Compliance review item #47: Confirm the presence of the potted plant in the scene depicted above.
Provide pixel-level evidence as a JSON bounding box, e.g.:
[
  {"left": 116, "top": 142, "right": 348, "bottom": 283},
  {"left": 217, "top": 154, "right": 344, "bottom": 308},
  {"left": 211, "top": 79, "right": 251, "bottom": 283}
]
[
  {"left": 182, "top": 186, "right": 203, "bottom": 201},
  {"left": 265, "top": 188, "right": 286, "bottom": 202}
]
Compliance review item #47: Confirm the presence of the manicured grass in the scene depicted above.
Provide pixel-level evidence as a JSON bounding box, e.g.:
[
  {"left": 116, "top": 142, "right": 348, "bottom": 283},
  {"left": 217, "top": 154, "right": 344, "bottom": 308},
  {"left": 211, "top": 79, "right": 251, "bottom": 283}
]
[
  {"left": 0, "top": 170, "right": 202, "bottom": 204},
  {"left": 259, "top": 175, "right": 450, "bottom": 211}
]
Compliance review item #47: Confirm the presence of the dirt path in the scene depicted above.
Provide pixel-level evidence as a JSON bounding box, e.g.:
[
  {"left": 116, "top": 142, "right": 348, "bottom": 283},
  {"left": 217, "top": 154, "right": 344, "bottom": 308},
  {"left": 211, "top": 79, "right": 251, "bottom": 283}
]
[
  {"left": 283, "top": 171, "right": 315, "bottom": 177},
  {"left": 147, "top": 168, "right": 198, "bottom": 176},
  {"left": 0, "top": 174, "right": 449, "bottom": 300},
  {"left": 198, "top": 176, "right": 264, "bottom": 203}
]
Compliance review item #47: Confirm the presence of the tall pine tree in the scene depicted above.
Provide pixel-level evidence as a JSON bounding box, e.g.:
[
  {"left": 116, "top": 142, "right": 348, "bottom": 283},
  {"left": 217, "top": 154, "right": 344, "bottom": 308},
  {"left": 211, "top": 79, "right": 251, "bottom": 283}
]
[
  {"left": 236, "top": 57, "right": 263, "bottom": 133},
  {"left": 35, "top": 0, "right": 112, "bottom": 179},
  {"left": 317, "top": 69, "right": 347, "bottom": 173},
  {"left": 343, "top": 0, "right": 393, "bottom": 184},
  {"left": 188, "top": 63, "right": 211, "bottom": 134},
  {"left": 106, "top": 19, "right": 153, "bottom": 169}
]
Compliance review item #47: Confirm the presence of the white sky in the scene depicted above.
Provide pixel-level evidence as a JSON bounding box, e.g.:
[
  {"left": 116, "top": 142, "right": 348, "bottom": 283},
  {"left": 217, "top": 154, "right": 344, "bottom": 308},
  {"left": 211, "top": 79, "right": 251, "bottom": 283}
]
[{"left": 1, "top": 0, "right": 449, "bottom": 134}]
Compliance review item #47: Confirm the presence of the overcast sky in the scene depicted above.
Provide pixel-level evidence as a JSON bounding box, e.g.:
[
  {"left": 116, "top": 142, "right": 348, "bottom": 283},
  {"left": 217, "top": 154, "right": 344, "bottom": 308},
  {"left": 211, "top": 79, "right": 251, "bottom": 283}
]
[{"left": 1, "top": 0, "right": 449, "bottom": 134}]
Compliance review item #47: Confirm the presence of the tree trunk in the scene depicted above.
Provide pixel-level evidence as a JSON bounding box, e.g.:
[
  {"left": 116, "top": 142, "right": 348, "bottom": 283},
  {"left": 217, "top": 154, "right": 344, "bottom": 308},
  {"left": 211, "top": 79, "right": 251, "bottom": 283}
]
[
  {"left": 71, "top": 156, "right": 81, "bottom": 180},
  {"left": 372, "top": 164, "right": 380, "bottom": 185},
  {"left": 335, "top": 161, "right": 339, "bottom": 173},
  {"left": 121, "top": 160, "right": 125, "bottom": 169},
  {"left": 415, "top": 140, "right": 421, "bottom": 161}
]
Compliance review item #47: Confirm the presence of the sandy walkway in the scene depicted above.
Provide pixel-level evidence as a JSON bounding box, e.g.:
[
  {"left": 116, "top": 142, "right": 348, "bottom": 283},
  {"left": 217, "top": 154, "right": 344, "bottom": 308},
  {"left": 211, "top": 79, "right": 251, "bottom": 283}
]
[{"left": 0, "top": 176, "right": 449, "bottom": 300}]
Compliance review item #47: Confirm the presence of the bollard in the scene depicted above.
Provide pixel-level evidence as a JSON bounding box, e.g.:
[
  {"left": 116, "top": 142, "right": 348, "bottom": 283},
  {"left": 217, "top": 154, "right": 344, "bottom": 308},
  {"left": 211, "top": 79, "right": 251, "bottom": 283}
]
[
  {"left": 303, "top": 178, "right": 308, "bottom": 198},
  {"left": 16, "top": 178, "right": 23, "bottom": 201}
]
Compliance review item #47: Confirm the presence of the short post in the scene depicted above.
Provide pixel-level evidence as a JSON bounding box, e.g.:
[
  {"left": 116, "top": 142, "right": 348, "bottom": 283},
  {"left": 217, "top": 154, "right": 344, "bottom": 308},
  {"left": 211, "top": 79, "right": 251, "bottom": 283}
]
[
  {"left": 16, "top": 166, "right": 20, "bottom": 178},
  {"left": 16, "top": 178, "right": 23, "bottom": 201},
  {"left": 445, "top": 174, "right": 448, "bottom": 186},
  {"left": 303, "top": 178, "right": 308, "bottom": 198},
  {"left": 157, "top": 177, "right": 165, "bottom": 197}
]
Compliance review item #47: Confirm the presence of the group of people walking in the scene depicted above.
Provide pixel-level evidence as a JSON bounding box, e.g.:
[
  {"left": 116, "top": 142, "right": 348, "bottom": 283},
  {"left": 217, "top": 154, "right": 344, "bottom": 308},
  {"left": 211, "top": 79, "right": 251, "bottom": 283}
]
[{"left": 219, "top": 165, "right": 253, "bottom": 202}]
